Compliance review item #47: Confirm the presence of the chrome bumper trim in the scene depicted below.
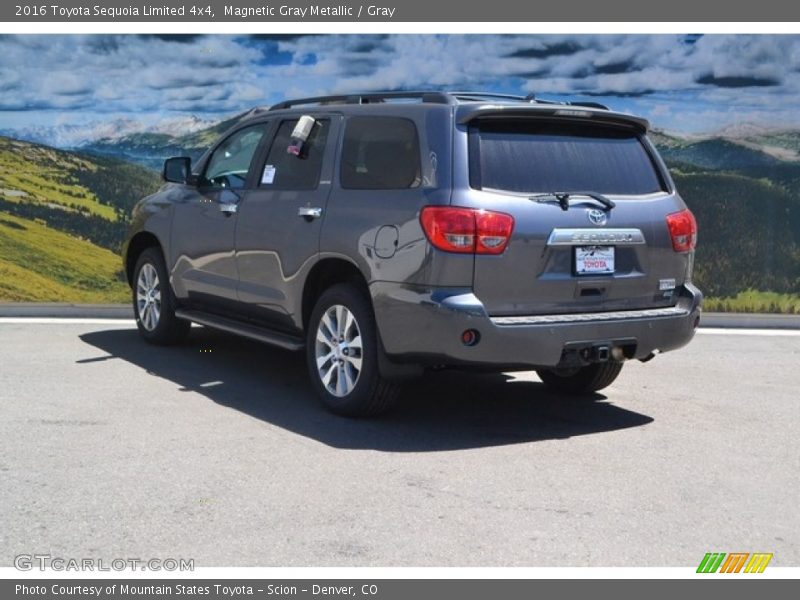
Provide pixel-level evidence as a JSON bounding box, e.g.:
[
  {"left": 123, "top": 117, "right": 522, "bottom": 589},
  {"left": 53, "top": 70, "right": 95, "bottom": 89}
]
[{"left": 491, "top": 306, "right": 690, "bottom": 326}]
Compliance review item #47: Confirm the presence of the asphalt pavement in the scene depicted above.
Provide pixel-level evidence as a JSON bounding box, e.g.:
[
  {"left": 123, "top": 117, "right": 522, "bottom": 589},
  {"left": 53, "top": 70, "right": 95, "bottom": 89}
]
[{"left": 0, "top": 321, "right": 798, "bottom": 567}]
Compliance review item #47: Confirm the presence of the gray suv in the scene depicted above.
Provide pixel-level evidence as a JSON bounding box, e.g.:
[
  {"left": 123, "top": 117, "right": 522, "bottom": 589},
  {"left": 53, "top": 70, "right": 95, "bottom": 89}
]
[{"left": 123, "top": 91, "right": 701, "bottom": 416}]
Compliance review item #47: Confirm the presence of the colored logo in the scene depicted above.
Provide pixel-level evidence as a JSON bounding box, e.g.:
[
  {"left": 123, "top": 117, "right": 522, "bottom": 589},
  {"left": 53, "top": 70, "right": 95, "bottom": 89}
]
[{"left": 697, "top": 552, "right": 773, "bottom": 573}]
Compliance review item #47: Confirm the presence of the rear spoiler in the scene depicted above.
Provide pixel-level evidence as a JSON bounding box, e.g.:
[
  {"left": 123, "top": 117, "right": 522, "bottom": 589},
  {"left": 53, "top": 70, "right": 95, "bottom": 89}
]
[{"left": 456, "top": 104, "right": 650, "bottom": 132}]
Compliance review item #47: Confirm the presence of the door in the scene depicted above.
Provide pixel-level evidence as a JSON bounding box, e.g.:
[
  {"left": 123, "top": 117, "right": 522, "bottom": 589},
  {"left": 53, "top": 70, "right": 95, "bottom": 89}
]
[
  {"left": 170, "top": 122, "right": 270, "bottom": 310},
  {"left": 461, "top": 117, "right": 690, "bottom": 316},
  {"left": 235, "top": 115, "right": 340, "bottom": 331}
]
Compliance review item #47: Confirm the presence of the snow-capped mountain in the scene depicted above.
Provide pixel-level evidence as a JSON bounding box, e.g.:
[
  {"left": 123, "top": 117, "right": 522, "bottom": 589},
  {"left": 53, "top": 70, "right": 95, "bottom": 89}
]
[{"left": 0, "top": 115, "right": 217, "bottom": 149}]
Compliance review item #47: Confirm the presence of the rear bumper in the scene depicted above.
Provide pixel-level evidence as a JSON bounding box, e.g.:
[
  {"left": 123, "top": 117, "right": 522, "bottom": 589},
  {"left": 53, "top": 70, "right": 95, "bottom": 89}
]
[{"left": 372, "top": 282, "right": 702, "bottom": 369}]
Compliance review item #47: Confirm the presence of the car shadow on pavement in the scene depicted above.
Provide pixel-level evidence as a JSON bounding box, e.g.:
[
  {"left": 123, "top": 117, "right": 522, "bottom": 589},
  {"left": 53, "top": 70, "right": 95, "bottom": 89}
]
[{"left": 79, "top": 326, "right": 653, "bottom": 452}]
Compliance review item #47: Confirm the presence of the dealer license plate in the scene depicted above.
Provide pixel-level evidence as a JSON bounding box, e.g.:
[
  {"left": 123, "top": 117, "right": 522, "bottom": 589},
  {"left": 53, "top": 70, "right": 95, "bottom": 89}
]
[{"left": 575, "top": 246, "right": 615, "bottom": 275}]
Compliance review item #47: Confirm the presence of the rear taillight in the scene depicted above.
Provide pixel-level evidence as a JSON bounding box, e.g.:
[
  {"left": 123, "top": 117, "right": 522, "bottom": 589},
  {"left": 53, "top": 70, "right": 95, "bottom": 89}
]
[
  {"left": 666, "top": 209, "right": 697, "bottom": 253},
  {"left": 420, "top": 207, "right": 514, "bottom": 255}
]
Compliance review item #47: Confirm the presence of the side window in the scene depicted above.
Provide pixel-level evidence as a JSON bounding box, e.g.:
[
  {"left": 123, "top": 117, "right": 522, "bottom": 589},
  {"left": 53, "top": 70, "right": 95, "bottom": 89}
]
[
  {"left": 259, "top": 118, "right": 329, "bottom": 190},
  {"left": 341, "top": 117, "right": 421, "bottom": 190},
  {"left": 203, "top": 124, "right": 268, "bottom": 189}
]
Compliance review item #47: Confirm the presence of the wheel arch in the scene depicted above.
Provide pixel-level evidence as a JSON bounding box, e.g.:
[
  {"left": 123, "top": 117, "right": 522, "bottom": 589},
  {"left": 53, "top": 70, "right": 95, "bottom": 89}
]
[
  {"left": 125, "top": 231, "right": 163, "bottom": 287},
  {"left": 301, "top": 258, "right": 370, "bottom": 331}
]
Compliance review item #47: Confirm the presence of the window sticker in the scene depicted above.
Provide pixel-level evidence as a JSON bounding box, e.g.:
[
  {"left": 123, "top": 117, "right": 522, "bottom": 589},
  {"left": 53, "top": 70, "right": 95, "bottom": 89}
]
[{"left": 261, "top": 164, "right": 276, "bottom": 184}]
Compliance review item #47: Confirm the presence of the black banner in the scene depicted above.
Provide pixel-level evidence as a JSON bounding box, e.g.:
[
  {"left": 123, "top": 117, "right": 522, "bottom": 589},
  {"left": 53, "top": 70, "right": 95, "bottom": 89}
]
[
  {"left": 3, "top": 0, "right": 800, "bottom": 22},
  {"left": 3, "top": 579, "right": 794, "bottom": 600}
]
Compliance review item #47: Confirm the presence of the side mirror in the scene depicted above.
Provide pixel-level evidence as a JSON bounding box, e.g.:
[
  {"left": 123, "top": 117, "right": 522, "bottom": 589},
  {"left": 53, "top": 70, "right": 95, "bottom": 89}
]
[{"left": 163, "top": 157, "right": 193, "bottom": 184}]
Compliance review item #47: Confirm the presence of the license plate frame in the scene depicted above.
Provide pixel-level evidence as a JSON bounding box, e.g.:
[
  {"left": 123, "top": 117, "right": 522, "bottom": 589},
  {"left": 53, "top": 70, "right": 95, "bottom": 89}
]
[{"left": 574, "top": 245, "right": 615, "bottom": 276}]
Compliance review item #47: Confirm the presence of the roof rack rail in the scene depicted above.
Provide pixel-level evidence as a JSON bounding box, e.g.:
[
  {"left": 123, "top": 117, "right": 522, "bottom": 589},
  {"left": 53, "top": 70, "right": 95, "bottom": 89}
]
[
  {"left": 270, "top": 91, "right": 454, "bottom": 110},
  {"left": 268, "top": 91, "right": 610, "bottom": 112},
  {"left": 568, "top": 101, "right": 610, "bottom": 110},
  {"left": 528, "top": 93, "right": 609, "bottom": 110},
  {"left": 523, "top": 93, "right": 561, "bottom": 106},
  {"left": 450, "top": 91, "right": 529, "bottom": 102}
]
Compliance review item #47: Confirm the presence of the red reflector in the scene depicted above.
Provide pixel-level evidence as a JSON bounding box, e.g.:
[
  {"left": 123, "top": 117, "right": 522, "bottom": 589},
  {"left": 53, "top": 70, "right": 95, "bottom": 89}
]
[
  {"left": 666, "top": 209, "right": 697, "bottom": 253},
  {"left": 461, "top": 329, "right": 479, "bottom": 346},
  {"left": 420, "top": 206, "right": 514, "bottom": 255}
]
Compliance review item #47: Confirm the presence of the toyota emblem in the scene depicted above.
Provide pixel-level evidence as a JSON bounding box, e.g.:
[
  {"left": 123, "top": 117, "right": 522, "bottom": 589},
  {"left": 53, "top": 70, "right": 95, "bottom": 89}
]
[{"left": 587, "top": 209, "right": 608, "bottom": 226}]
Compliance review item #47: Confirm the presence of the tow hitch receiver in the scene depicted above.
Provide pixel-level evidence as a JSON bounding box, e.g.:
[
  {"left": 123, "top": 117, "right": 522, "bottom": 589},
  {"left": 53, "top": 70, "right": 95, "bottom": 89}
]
[
  {"left": 581, "top": 344, "right": 610, "bottom": 363},
  {"left": 559, "top": 339, "right": 637, "bottom": 368}
]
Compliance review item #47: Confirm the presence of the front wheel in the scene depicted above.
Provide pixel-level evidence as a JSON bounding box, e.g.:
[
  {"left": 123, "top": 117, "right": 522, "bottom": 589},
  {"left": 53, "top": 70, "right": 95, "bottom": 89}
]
[
  {"left": 132, "top": 247, "right": 191, "bottom": 345},
  {"left": 536, "top": 361, "right": 623, "bottom": 395},
  {"left": 306, "top": 284, "right": 400, "bottom": 417}
]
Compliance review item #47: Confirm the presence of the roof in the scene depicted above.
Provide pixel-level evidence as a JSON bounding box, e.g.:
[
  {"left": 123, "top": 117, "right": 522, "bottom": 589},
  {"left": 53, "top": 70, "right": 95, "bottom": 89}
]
[{"left": 239, "top": 91, "right": 650, "bottom": 132}]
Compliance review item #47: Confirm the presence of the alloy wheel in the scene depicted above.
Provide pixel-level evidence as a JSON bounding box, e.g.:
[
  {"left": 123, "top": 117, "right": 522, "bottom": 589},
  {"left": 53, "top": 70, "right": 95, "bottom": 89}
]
[
  {"left": 136, "top": 263, "right": 162, "bottom": 331},
  {"left": 314, "top": 304, "right": 363, "bottom": 397}
]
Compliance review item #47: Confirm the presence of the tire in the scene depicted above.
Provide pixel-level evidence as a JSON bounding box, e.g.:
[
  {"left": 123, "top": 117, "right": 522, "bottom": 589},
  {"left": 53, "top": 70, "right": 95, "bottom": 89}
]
[
  {"left": 132, "top": 247, "right": 191, "bottom": 345},
  {"left": 536, "top": 361, "right": 623, "bottom": 395},
  {"left": 306, "top": 284, "right": 400, "bottom": 417}
]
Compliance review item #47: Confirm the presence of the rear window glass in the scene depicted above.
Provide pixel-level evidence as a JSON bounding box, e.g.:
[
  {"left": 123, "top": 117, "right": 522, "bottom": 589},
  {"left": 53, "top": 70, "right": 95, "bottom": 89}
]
[
  {"left": 341, "top": 117, "right": 421, "bottom": 189},
  {"left": 469, "top": 120, "right": 664, "bottom": 195}
]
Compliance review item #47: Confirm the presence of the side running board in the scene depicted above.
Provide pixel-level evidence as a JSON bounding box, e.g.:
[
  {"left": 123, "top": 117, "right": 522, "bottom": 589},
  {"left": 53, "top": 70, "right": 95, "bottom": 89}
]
[{"left": 175, "top": 309, "right": 304, "bottom": 351}]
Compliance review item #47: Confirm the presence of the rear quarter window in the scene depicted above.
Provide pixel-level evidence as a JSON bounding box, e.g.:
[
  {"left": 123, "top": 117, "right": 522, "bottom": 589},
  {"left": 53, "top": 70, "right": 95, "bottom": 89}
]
[
  {"left": 341, "top": 117, "right": 421, "bottom": 190},
  {"left": 469, "top": 120, "right": 665, "bottom": 196}
]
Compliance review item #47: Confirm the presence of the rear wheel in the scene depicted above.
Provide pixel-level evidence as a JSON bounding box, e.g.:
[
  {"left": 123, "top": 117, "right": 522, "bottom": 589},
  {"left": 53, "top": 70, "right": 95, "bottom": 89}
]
[
  {"left": 536, "top": 361, "right": 623, "bottom": 395},
  {"left": 306, "top": 284, "right": 400, "bottom": 417},
  {"left": 132, "top": 247, "right": 190, "bottom": 345}
]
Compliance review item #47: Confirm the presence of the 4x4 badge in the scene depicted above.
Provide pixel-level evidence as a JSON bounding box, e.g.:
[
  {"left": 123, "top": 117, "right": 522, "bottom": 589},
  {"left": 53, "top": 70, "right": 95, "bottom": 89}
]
[{"left": 587, "top": 208, "right": 608, "bottom": 226}]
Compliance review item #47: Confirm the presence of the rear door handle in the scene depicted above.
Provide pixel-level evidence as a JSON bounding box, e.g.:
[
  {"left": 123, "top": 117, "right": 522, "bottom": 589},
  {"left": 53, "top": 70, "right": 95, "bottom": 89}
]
[{"left": 298, "top": 206, "right": 323, "bottom": 220}]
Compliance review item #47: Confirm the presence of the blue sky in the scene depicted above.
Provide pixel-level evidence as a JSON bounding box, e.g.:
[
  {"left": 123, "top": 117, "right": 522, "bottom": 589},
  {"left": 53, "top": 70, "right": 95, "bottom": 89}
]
[{"left": 1, "top": 34, "right": 799, "bottom": 144}]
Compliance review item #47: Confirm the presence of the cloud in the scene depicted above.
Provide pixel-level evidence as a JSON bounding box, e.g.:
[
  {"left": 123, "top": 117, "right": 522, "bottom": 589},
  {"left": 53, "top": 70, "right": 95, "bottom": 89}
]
[
  {"left": 1, "top": 34, "right": 799, "bottom": 137},
  {"left": 506, "top": 41, "right": 583, "bottom": 59}
]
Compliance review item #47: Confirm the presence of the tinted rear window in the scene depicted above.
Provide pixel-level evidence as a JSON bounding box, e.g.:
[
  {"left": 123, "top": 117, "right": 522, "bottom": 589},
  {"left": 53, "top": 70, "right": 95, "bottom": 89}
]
[{"left": 470, "top": 120, "right": 664, "bottom": 195}]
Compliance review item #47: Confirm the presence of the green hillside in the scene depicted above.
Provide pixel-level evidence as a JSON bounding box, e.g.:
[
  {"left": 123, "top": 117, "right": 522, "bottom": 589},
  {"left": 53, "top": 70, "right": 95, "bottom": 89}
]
[
  {"left": 0, "top": 212, "right": 127, "bottom": 302},
  {"left": 0, "top": 137, "right": 118, "bottom": 221},
  {"left": 0, "top": 136, "right": 159, "bottom": 302},
  {"left": 659, "top": 138, "right": 787, "bottom": 171},
  {"left": 671, "top": 168, "right": 800, "bottom": 298},
  {"left": 0, "top": 136, "right": 161, "bottom": 252}
]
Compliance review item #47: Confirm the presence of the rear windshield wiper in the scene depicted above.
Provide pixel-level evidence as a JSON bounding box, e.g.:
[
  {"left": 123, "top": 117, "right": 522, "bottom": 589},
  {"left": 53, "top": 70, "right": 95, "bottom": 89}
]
[{"left": 530, "top": 192, "right": 616, "bottom": 211}]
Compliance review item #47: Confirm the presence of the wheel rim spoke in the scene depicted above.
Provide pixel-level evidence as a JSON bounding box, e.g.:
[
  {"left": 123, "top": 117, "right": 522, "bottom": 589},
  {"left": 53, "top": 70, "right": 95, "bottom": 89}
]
[
  {"left": 316, "top": 324, "right": 334, "bottom": 347},
  {"left": 343, "top": 363, "right": 357, "bottom": 392},
  {"left": 344, "top": 355, "right": 362, "bottom": 371},
  {"left": 343, "top": 309, "right": 355, "bottom": 339},
  {"left": 321, "top": 362, "right": 336, "bottom": 389},
  {"left": 335, "top": 305, "right": 345, "bottom": 338},
  {"left": 316, "top": 351, "right": 334, "bottom": 370},
  {"left": 337, "top": 364, "right": 348, "bottom": 396},
  {"left": 321, "top": 312, "right": 336, "bottom": 341}
]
